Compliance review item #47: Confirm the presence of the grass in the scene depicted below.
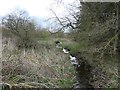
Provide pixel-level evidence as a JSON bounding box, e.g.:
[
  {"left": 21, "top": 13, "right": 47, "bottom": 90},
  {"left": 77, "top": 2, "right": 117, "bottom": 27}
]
[
  {"left": 2, "top": 33, "right": 118, "bottom": 88},
  {"left": 2, "top": 37, "right": 76, "bottom": 88},
  {"left": 59, "top": 38, "right": 119, "bottom": 88}
]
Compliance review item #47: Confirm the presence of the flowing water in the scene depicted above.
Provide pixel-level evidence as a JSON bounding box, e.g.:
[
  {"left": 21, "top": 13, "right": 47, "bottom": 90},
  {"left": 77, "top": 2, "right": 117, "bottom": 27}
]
[
  {"left": 1, "top": 41, "right": 94, "bottom": 89},
  {"left": 56, "top": 42, "right": 94, "bottom": 89}
]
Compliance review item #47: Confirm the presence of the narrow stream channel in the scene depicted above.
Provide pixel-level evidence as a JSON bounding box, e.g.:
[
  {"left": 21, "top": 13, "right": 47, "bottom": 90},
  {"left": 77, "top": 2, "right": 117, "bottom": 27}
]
[{"left": 55, "top": 41, "right": 94, "bottom": 89}]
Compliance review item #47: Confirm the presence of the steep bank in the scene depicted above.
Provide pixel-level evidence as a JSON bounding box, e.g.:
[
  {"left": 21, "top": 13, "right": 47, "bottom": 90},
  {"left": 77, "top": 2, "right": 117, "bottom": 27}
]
[{"left": 61, "top": 39, "right": 118, "bottom": 88}]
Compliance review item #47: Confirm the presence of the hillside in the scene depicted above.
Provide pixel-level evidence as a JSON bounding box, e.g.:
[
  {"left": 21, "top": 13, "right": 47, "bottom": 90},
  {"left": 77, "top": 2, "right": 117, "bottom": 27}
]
[{"left": 1, "top": 36, "right": 76, "bottom": 89}]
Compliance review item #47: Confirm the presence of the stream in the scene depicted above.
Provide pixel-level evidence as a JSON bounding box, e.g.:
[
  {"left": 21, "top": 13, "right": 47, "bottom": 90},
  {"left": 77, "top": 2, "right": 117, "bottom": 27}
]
[
  {"left": 1, "top": 41, "right": 94, "bottom": 89},
  {"left": 55, "top": 41, "right": 94, "bottom": 89}
]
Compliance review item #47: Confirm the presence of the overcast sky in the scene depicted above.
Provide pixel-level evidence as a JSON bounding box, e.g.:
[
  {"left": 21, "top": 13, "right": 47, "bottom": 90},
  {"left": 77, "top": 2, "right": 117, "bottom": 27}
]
[
  {"left": 0, "top": 0, "right": 78, "bottom": 18},
  {"left": 0, "top": 0, "right": 118, "bottom": 19},
  {"left": 0, "top": 0, "right": 79, "bottom": 27}
]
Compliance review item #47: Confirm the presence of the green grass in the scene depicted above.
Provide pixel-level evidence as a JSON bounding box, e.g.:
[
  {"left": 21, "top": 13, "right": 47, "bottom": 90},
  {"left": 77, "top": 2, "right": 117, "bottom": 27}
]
[
  {"left": 56, "top": 78, "right": 75, "bottom": 88},
  {"left": 59, "top": 37, "right": 118, "bottom": 88},
  {"left": 2, "top": 34, "right": 118, "bottom": 88}
]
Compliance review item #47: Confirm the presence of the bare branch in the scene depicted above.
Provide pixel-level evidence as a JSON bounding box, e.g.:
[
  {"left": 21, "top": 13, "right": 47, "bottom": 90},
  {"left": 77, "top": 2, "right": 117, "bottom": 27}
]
[
  {"left": 48, "top": 9, "right": 67, "bottom": 34},
  {"left": 48, "top": 27, "right": 63, "bottom": 34},
  {"left": 50, "top": 9, "right": 65, "bottom": 27}
]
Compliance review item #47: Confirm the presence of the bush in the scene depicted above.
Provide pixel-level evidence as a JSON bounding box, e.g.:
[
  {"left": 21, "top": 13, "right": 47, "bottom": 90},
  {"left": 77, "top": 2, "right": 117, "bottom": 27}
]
[{"left": 2, "top": 10, "right": 51, "bottom": 50}]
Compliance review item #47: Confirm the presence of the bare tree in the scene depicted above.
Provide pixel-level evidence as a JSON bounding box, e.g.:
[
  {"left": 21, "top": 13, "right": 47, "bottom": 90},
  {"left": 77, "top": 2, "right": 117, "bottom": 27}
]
[
  {"left": 2, "top": 10, "right": 33, "bottom": 38},
  {"left": 48, "top": 0, "right": 81, "bottom": 34},
  {"left": 2, "top": 9, "right": 37, "bottom": 49}
]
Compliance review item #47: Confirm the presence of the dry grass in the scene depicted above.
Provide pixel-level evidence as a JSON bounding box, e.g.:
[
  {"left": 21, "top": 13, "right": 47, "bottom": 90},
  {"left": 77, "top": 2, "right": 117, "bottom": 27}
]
[{"left": 2, "top": 37, "right": 75, "bottom": 88}]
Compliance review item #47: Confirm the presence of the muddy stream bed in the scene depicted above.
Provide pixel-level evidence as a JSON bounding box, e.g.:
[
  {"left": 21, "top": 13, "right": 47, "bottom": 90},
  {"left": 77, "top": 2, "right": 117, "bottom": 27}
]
[{"left": 56, "top": 41, "right": 94, "bottom": 89}]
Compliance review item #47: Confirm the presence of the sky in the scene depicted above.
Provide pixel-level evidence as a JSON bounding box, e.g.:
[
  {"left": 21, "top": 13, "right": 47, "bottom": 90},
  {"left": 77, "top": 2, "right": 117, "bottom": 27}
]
[
  {"left": 0, "top": 0, "right": 118, "bottom": 20},
  {"left": 0, "top": 0, "right": 77, "bottom": 18},
  {"left": 0, "top": 0, "right": 78, "bottom": 27}
]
